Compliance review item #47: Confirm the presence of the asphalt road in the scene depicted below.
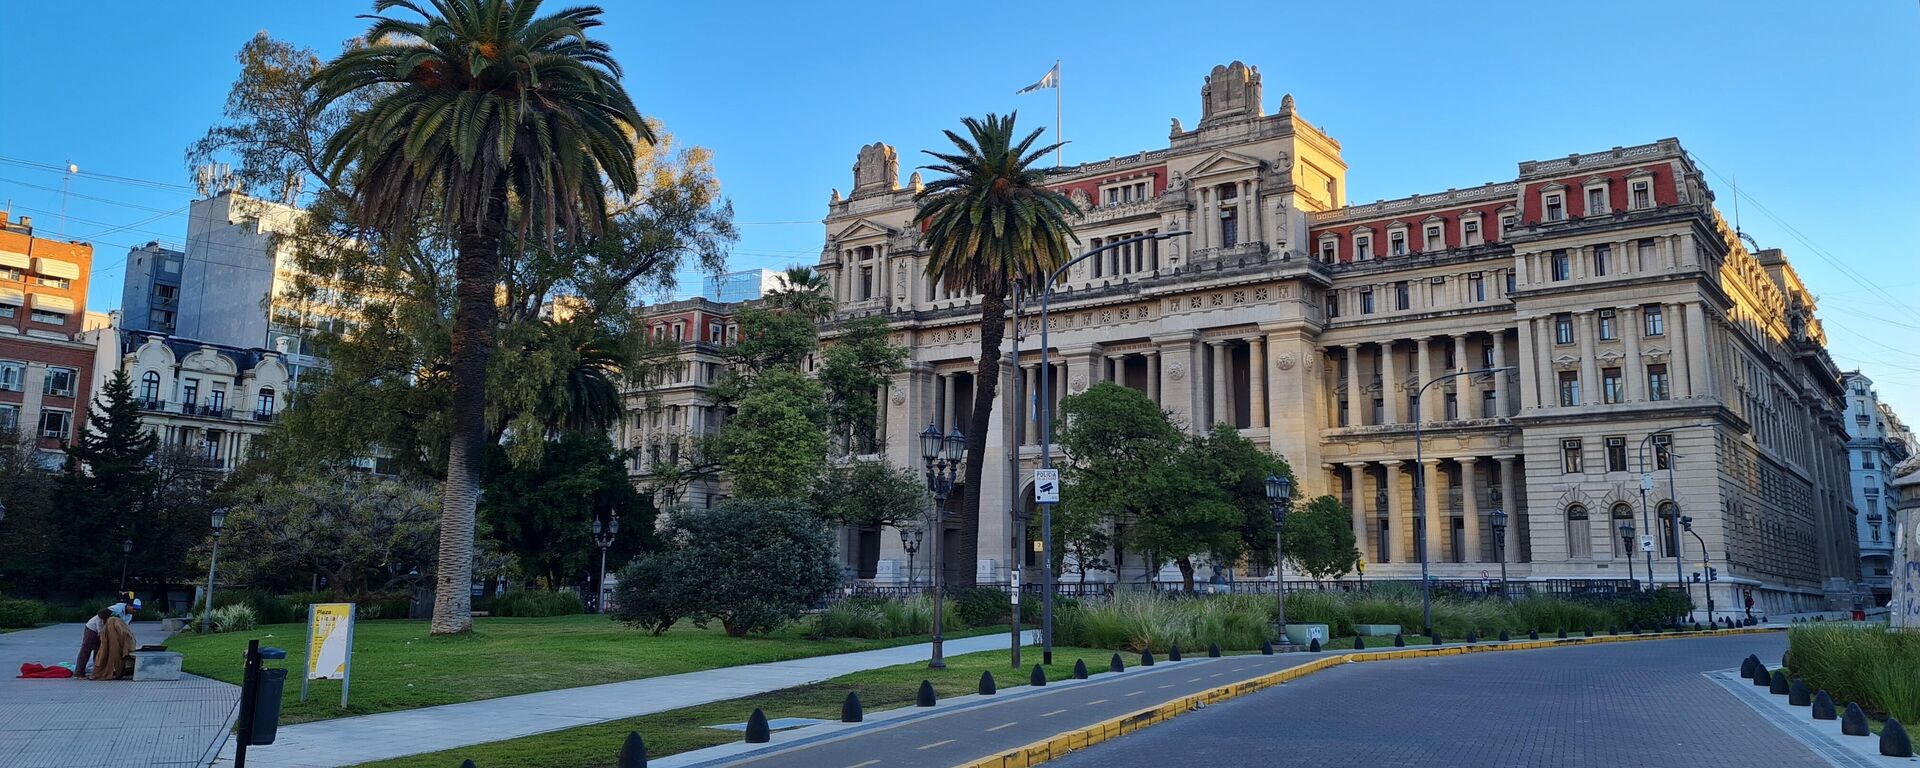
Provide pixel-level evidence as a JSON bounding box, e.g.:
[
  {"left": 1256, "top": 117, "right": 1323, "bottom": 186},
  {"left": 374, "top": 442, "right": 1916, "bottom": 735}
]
[{"left": 1047, "top": 632, "right": 1815, "bottom": 768}]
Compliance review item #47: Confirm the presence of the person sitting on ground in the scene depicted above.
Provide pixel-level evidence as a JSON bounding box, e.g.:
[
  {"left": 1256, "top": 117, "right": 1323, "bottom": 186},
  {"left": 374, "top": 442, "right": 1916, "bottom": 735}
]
[{"left": 87, "top": 607, "right": 137, "bottom": 681}]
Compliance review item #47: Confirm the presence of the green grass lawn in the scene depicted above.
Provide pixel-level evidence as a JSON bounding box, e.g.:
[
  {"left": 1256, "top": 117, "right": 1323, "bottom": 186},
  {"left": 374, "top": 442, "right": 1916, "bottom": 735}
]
[
  {"left": 167, "top": 615, "right": 1006, "bottom": 724},
  {"left": 355, "top": 646, "right": 1131, "bottom": 768}
]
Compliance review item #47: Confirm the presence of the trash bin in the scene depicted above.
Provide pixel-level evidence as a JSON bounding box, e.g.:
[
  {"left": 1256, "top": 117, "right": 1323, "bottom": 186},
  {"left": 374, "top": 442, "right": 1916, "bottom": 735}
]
[{"left": 249, "top": 668, "right": 288, "bottom": 745}]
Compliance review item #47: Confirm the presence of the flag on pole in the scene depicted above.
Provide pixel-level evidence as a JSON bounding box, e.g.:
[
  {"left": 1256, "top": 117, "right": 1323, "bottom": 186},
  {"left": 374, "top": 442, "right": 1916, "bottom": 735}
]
[{"left": 1016, "top": 62, "right": 1059, "bottom": 94}]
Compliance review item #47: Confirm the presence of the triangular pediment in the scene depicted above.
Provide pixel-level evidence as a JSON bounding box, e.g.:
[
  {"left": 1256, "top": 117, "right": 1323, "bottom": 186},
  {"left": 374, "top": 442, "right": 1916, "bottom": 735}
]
[
  {"left": 833, "top": 218, "right": 897, "bottom": 242},
  {"left": 1552, "top": 353, "right": 1581, "bottom": 366},
  {"left": 1596, "top": 349, "right": 1624, "bottom": 361},
  {"left": 1185, "top": 149, "right": 1264, "bottom": 180}
]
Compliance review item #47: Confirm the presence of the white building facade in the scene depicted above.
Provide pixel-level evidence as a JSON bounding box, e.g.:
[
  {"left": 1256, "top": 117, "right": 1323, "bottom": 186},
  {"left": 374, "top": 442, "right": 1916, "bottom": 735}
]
[{"left": 1841, "top": 371, "right": 1909, "bottom": 603}]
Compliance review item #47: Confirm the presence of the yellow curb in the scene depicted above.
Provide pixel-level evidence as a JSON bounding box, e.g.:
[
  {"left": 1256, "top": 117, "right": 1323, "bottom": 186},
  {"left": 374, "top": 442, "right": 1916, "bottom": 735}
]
[{"left": 951, "top": 627, "right": 1780, "bottom": 768}]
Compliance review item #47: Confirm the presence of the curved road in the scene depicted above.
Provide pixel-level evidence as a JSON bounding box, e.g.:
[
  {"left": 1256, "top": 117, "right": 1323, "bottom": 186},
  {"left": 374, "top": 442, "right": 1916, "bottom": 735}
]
[{"left": 1047, "top": 632, "right": 1816, "bottom": 768}]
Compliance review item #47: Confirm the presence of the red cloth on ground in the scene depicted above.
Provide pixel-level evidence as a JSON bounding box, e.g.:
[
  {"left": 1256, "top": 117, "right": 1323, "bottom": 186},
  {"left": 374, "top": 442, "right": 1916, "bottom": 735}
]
[{"left": 17, "top": 663, "right": 74, "bottom": 679}]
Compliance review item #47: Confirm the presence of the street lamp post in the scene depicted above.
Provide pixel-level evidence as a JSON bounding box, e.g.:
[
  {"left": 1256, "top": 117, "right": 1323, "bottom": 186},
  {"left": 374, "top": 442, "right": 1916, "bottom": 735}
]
[
  {"left": 1666, "top": 452, "right": 1684, "bottom": 604},
  {"left": 1488, "top": 489, "right": 1509, "bottom": 600},
  {"left": 1682, "top": 516, "right": 1715, "bottom": 621},
  {"left": 591, "top": 515, "right": 619, "bottom": 614},
  {"left": 1037, "top": 229, "right": 1189, "bottom": 665},
  {"left": 920, "top": 423, "right": 965, "bottom": 669},
  {"left": 1266, "top": 475, "right": 1293, "bottom": 645},
  {"left": 1637, "top": 424, "right": 1712, "bottom": 591},
  {"left": 898, "top": 526, "right": 924, "bottom": 590},
  {"left": 201, "top": 507, "right": 228, "bottom": 635},
  {"left": 120, "top": 539, "right": 133, "bottom": 594},
  {"left": 1619, "top": 521, "right": 1637, "bottom": 586},
  {"left": 1411, "top": 366, "right": 1514, "bottom": 635}
]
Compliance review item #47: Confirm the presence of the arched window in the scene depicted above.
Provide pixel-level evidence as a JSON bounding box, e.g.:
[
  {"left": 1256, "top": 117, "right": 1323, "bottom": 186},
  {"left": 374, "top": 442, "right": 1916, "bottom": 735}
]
[
  {"left": 256, "top": 387, "right": 276, "bottom": 419},
  {"left": 1565, "top": 504, "right": 1592, "bottom": 559},
  {"left": 1610, "top": 503, "right": 1637, "bottom": 557},
  {"left": 1657, "top": 501, "right": 1679, "bottom": 558},
  {"left": 139, "top": 371, "right": 160, "bottom": 405}
]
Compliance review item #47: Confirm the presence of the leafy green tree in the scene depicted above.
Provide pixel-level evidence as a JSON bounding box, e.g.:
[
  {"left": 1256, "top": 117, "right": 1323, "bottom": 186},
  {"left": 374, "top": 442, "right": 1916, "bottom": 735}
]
[
  {"left": 211, "top": 470, "right": 439, "bottom": 598},
  {"left": 810, "top": 459, "right": 927, "bottom": 529},
  {"left": 308, "top": 0, "right": 650, "bottom": 634},
  {"left": 1188, "top": 423, "right": 1292, "bottom": 569},
  {"left": 480, "top": 432, "right": 654, "bottom": 587},
  {"left": 765, "top": 265, "right": 835, "bottom": 322},
  {"left": 720, "top": 370, "right": 828, "bottom": 500},
  {"left": 1283, "top": 495, "right": 1361, "bottom": 579},
  {"left": 58, "top": 370, "right": 163, "bottom": 593},
  {"left": 1056, "top": 383, "right": 1179, "bottom": 584},
  {"left": 914, "top": 113, "right": 1079, "bottom": 586},
  {"left": 635, "top": 499, "right": 841, "bottom": 636},
  {"left": 0, "top": 427, "right": 61, "bottom": 592},
  {"left": 818, "top": 316, "right": 907, "bottom": 454},
  {"left": 608, "top": 553, "right": 684, "bottom": 635},
  {"left": 722, "top": 306, "right": 817, "bottom": 378}
]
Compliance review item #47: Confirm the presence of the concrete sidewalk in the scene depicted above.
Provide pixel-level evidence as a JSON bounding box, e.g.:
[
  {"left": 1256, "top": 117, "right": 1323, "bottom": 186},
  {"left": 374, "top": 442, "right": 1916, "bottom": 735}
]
[
  {"left": 1, "top": 622, "right": 240, "bottom": 768},
  {"left": 219, "top": 630, "right": 1038, "bottom": 767}
]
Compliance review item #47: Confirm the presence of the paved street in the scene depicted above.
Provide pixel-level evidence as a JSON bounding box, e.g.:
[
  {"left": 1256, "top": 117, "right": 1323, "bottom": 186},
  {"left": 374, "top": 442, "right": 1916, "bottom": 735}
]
[
  {"left": 0, "top": 623, "right": 240, "bottom": 768},
  {"left": 1049, "top": 632, "right": 1814, "bottom": 768}
]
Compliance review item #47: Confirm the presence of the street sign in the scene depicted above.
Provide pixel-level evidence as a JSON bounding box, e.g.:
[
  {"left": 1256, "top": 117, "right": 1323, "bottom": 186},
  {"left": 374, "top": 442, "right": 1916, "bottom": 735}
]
[
  {"left": 1033, "top": 468, "right": 1060, "bottom": 503},
  {"left": 1639, "top": 535, "right": 1655, "bottom": 553},
  {"left": 1011, "top": 569, "right": 1021, "bottom": 604}
]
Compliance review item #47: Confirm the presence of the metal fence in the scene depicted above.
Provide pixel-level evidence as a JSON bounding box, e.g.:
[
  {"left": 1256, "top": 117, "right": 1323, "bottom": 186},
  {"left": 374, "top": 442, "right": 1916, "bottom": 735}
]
[{"left": 827, "top": 577, "right": 1644, "bottom": 604}]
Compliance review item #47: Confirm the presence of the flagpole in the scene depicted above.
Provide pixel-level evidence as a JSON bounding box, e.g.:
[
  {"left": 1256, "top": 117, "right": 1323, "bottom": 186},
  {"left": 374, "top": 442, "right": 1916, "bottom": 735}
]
[{"left": 1054, "top": 59, "right": 1063, "bottom": 168}]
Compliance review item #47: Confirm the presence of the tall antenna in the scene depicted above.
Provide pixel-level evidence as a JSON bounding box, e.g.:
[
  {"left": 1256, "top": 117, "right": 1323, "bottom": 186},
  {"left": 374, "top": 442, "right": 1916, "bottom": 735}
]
[
  {"left": 1730, "top": 171, "right": 1742, "bottom": 237},
  {"left": 60, "top": 161, "right": 77, "bottom": 239}
]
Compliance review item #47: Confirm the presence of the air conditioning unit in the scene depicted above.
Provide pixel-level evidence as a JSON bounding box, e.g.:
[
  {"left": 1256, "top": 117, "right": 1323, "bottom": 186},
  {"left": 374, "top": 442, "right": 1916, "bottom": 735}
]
[{"left": 1429, "top": 276, "right": 1446, "bottom": 285}]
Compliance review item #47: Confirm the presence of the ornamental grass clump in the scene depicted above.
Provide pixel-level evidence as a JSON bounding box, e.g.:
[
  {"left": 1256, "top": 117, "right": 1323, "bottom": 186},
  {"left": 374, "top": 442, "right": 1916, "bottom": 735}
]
[{"left": 1789, "top": 624, "right": 1920, "bottom": 724}]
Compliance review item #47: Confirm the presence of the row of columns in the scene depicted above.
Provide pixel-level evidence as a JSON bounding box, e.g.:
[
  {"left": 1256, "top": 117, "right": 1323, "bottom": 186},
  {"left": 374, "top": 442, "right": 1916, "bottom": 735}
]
[
  {"left": 1009, "top": 334, "right": 1273, "bottom": 445},
  {"left": 1514, "top": 235, "right": 1683, "bottom": 286},
  {"left": 1518, "top": 300, "right": 1716, "bottom": 409},
  {"left": 1334, "top": 456, "right": 1524, "bottom": 565},
  {"left": 1335, "top": 330, "right": 1511, "bottom": 429}
]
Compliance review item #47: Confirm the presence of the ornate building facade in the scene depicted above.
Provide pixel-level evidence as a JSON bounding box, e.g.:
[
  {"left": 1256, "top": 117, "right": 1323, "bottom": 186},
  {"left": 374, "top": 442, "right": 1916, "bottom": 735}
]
[
  {"left": 1841, "top": 371, "right": 1909, "bottom": 604},
  {"left": 813, "top": 61, "right": 1858, "bottom": 615}
]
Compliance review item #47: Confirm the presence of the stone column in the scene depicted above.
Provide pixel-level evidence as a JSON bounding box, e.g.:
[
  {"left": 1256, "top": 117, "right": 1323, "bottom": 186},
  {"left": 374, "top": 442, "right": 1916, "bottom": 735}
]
[
  {"left": 1666, "top": 302, "right": 1692, "bottom": 398},
  {"left": 1417, "top": 336, "right": 1438, "bottom": 422},
  {"left": 1345, "top": 462, "right": 1372, "bottom": 561},
  {"left": 1496, "top": 456, "right": 1520, "bottom": 564},
  {"left": 1533, "top": 317, "right": 1555, "bottom": 406},
  {"left": 1492, "top": 329, "right": 1510, "bottom": 417},
  {"left": 1210, "top": 341, "right": 1230, "bottom": 427},
  {"left": 1622, "top": 306, "right": 1644, "bottom": 401},
  {"left": 1023, "top": 365, "right": 1038, "bottom": 445},
  {"left": 1382, "top": 341, "right": 1401, "bottom": 424},
  {"left": 1516, "top": 319, "right": 1539, "bottom": 410},
  {"left": 1419, "top": 458, "right": 1443, "bottom": 564},
  {"left": 941, "top": 373, "right": 956, "bottom": 431},
  {"left": 1247, "top": 336, "right": 1267, "bottom": 428},
  {"left": 1344, "top": 343, "right": 1364, "bottom": 427},
  {"left": 1154, "top": 332, "right": 1200, "bottom": 429},
  {"left": 1145, "top": 350, "right": 1161, "bottom": 406},
  {"left": 1107, "top": 354, "right": 1126, "bottom": 389},
  {"left": 1576, "top": 311, "right": 1600, "bottom": 406},
  {"left": 1384, "top": 461, "right": 1407, "bottom": 563},
  {"left": 1684, "top": 302, "right": 1713, "bottom": 398},
  {"left": 1461, "top": 457, "right": 1481, "bottom": 563}
]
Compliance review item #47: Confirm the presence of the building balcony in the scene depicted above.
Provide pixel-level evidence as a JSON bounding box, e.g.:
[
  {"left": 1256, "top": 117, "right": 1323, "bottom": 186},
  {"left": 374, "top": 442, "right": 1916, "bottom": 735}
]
[{"left": 1322, "top": 416, "right": 1515, "bottom": 439}]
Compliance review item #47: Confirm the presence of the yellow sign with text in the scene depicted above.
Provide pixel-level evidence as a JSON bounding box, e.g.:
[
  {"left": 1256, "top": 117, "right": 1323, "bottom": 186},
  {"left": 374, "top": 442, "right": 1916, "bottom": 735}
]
[{"left": 306, "top": 603, "right": 354, "bottom": 680}]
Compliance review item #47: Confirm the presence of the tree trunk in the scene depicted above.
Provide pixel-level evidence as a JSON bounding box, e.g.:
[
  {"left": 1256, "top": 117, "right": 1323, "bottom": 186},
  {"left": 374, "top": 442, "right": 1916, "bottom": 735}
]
[
  {"left": 957, "top": 290, "right": 1008, "bottom": 589},
  {"left": 430, "top": 185, "right": 506, "bottom": 636},
  {"left": 1177, "top": 557, "right": 1196, "bottom": 593}
]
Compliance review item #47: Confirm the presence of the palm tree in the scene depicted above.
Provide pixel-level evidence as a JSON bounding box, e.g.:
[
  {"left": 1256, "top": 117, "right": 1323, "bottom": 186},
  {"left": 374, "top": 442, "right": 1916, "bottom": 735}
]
[
  {"left": 913, "top": 113, "right": 1078, "bottom": 587},
  {"left": 766, "top": 265, "right": 835, "bottom": 321},
  {"left": 309, "top": 0, "right": 649, "bottom": 634}
]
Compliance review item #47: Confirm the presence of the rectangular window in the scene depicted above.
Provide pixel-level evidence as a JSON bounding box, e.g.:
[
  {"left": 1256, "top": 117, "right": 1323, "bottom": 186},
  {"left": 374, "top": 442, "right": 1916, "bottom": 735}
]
[
  {"left": 1636, "top": 238, "right": 1655, "bottom": 270},
  {"left": 1480, "top": 342, "right": 1495, "bottom": 369},
  {"left": 0, "top": 403, "right": 15, "bottom": 432},
  {"left": 1355, "top": 236, "right": 1372, "bottom": 261},
  {"left": 1643, "top": 304, "right": 1665, "bottom": 336},
  {"left": 709, "top": 323, "right": 724, "bottom": 343},
  {"left": 1545, "top": 194, "right": 1565, "bottom": 222},
  {"left": 1561, "top": 438, "right": 1584, "bottom": 473},
  {"left": 1558, "top": 371, "right": 1580, "bottom": 407},
  {"left": 43, "top": 367, "right": 76, "bottom": 397},
  {"left": 1444, "top": 392, "right": 1458, "bottom": 420},
  {"left": 1648, "top": 363, "right": 1671, "bottom": 401},
  {"left": 1320, "top": 241, "right": 1336, "bottom": 262},
  {"left": 1463, "top": 220, "right": 1482, "bottom": 246},
  {"left": 1631, "top": 180, "right": 1652, "bottom": 209},
  {"left": 0, "top": 304, "right": 14, "bottom": 319},
  {"left": 1394, "top": 281, "right": 1410, "bottom": 311},
  {"left": 1586, "top": 187, "right": 1606, "bottom": 215},
  {"left": 30, "top": 310, "right": 66, "bottom": 325},
  {"left": 1550, "top": 250, "right": 1571, "bottom": 281},
  {"left": 0, "top": 360, "right": 22, "bottom": 391},
  {"left": 1653, "top": 435, "right": 1672, "bottom": 470},
  {"left": 1360, "top": 289, "right": 1375, "bottom": 315},
  {"left": 1554, "top": 314, "right": 1574, "bottom": 345},
  {"left": 182, "top": 378, "right": 199, "bottom": 406},
  {"left": 1593, "top": 245, "right": 1610, "bottom": 277},
  {"left": 1501, "top": 214, "right": 1517, "bottom": 232},
  {"left": 1481, "top": 389, "right": 1497, "bottom": 419},
  {"left": 39, "top": 276, "right": 71, "bottom": 290},
  {"left": 38, "top": 409, "right": 72, "bottom": 440},
  {"left": 1220, "top": 207, "right": 1239, "bottom": 248},
  {"left": 1505, "top": 271, "right": 1516, "bottom": 296},
  {"left": 1325, "top": 293, "right": 1340, "bottom": 318},
  {"left": 1605, "top": 436, "right": 1628, "bottom": 472},
  {"left": 209, "top": 388, "right": 226, "bottom": 413},
  {"left": 1468, "top": 272, "right": 1486, "bottom": 302},
  {"left": 1424, "top": 226, "right": 1443, "bottom": 251},
  {"left": 1389, "top": 232, "right": 1407, "bottom": 256},
  {"left": 1372, "top": 398, "right": 1384, "bottom": 424},
  {"left": 0, "top": 267, "right": 21, "bottom": 281},
  {"left": 1598, "top": 308, "right": 1617, "bottom": 340},
  {"left": 1602, "top": 368, "right": 1623, "bottom": 404}
]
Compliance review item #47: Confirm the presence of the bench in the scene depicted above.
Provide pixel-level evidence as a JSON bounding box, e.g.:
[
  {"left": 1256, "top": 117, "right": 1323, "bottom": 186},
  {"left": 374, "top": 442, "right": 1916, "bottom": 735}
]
[
  {"left": 131, "top": 651, "right": 184, "bottom": 682},
  {"left": 1355, "top": 623, "right": 1402, "bottom": 637}
]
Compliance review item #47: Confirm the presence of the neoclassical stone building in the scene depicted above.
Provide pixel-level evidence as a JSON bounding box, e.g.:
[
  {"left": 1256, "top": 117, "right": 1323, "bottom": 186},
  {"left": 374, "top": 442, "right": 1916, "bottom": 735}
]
[{"left": 807, "top": 61, "right": 1859, "bottom": 615}]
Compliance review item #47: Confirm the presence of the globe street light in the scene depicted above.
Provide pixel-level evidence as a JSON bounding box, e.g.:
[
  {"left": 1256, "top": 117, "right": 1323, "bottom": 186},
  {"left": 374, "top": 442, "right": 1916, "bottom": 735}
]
[
  {"left": 1265, "top": 474, "right": 1293, "bottom": 645},
  {"left": 920, "top": 423, "right": 965, "bottom": 669},
  {"left": 1411, "top": 365, "right": 1515, "bottom": 634},
  {"left": 201, "top": 507, "right": 228, "bottom": 635},
  {"left": 120, "top": 539, "right": 133, "bottom": 594},
  {"left": 1618, "top": 521, "right": 1637, "bottom": 587},
  {"left": 898, "top": 525, "right": 924, "bottom": 590},
  {"left": 1488, "top": 488, "right": 1509, "bottom": 600},
  {"left": 591, "top": 515, "right": 619, "bottom": 613}
]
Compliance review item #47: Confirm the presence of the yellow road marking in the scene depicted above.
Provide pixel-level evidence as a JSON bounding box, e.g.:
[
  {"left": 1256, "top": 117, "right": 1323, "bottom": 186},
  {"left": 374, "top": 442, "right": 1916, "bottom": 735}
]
[
  {"left": 986, "top": 722, "right": 1018, "bottom": 732},
  {"left": 917, "top": 739, "right": 955, "bottom": 750}
]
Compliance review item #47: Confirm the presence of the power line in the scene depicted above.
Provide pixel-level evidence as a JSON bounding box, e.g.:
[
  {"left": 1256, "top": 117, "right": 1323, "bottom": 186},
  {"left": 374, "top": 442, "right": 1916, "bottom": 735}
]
[{"left": 0, "top": 155, "right": 199, "bottom": 193}]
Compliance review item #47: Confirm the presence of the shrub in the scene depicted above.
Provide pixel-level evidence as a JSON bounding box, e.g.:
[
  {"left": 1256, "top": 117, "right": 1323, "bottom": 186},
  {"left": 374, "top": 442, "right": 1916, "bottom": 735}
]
[
  {"left": 810, "top": 595, "right": 963, "bottom": 639},
  {"left": 490, "top": 591, "right": 585, "bottom": 618},
  {"left": 360, "top": 594, "right": 415, "bottom": 620},
  {"left": 196, "top": 589, "right": 299, "bottom": 625},
  {"left": 1789, "top": 624, "right": 1920, "bottom": 724},
  {"left": 953, "top": 587, "right": 1011, "bottom": 627},
  {"left": 1052, "top": 593, "right": 1271, "bottom": 653},
  {"left": 633, "top": 499, "right": 841, "bottom": 637},
  {"left": 205, "top": 604, "right": 259, "bottom": 633},
  {"left": 1510, "top": 597, "right": 1609, "bottom": 634},
  {"left": 0, "top": 597, "right": 50, "bottom": 628},
  {"left": 612, "top": 555, "right": 687, "bottom": 634}
]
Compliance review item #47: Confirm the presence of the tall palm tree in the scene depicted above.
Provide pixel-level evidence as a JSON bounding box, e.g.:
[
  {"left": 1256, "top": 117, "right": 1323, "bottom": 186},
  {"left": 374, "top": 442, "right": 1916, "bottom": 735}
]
[
  {"left": 309, "top": 0, "right": 649, "bottom": 634},
  {"left": 766, "top": 265, "right": 835, "bottom": 321},
  {"left": 914, "top": 113, "right": 1078, "bottom": 587}
]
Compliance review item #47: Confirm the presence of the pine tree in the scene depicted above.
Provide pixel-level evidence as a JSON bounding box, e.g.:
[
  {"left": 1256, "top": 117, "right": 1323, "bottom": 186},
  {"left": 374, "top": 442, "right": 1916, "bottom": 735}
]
[{"left": 57, "top": 370, "right": 159, "bottom": 592}]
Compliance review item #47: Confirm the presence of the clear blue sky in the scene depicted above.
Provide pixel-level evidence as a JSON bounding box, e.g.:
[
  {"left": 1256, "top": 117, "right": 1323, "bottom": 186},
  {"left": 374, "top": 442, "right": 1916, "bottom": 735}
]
[{"left": 2, "top": 1, "right": 1917, "bottom": 418}]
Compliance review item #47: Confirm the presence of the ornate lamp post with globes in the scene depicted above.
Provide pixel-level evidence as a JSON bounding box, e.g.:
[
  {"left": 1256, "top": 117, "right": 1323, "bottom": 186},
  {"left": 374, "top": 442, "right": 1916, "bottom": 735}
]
[
  {"left": 591, "top": 514, "right": 619, "bottom": 613},
  {"left": 1488, "top": 488, "right": 1510, "bottom": 600},
  {"left": 1265, "top": 474, "right": 1293, "bottom": 645},
  {"left": 919, "top": 423, "right": 965, "bottom": 669},
  {"left": 1619, "top": 520, "right": 1637, "bottom": 587},
  {"left": 201, "top": 507, "right": 228, "bottom": 635},
  {"left": 898, "top": 525, "right": 924, "bottom": 590}
]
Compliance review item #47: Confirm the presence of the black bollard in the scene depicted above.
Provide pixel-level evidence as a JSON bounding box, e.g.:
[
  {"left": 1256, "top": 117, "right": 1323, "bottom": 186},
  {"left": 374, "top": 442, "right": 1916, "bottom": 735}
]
[
  {"left": 1556, "top": 629, "right": 1567, "bottom": 639},
  {"left": 1812, "top": 690, "right": 1837, "bottom": 720},
  {"left": 1844, "top": 702, "right": 1871, "bottom": 736},
  {"left": 1260, "top": 641, "right": 1274, "bottom": 655},
  {"left": 1465, "top": 630, "right": 1478, "bottom": 644},
  {"left": 979, "top": 671, "right": 997, "bottom": 695},
  {"left": 1030, "top": 664, "right": 1047, "bottom": 687},
  {"left": 462, "top": 762, "right": 478, "bottom": 768},
  {"left": 1073, "top": 659, "right": 1089, "bottom": 679},
  {"left": 1584, "top": 628, "right": 1594, "bottom": 638},
  {"left": 1609, "top": 626, "right": 1618, "bottom": 636},
  {"left": 1169, "top": 645, "right": 1182, "bottom": 662},
  {"left": 1498, "top": 630, "right": 1510, "bottom": 642},
  {"left": 1430, "top": 632, "right": 1442, "bottom": 646},
  {"left": 1741, "top": 655, "right": 1759, "bottom": 678},
  {"left": 618, "top": 731, "right": 648, "bottom": 768},
  {"left": 1208, "top": 642, "right": 1222, "bottom": 658},
  {"left": 841, "top": 692, "right": 864, "bottom": 723},
  {"left": 1528, "top": 629, "right": 1539, "bottom": 641},
  {"left": 1789, "top": 678, "right": 1811, "bottom": 706},
  {"left": 1692, "top": 622, "right": 1702, "bottom": 632},
  {"left": 1141, "top": 649, "right": 1156, "bottom": 667},
  {"left": 1353, "top": 635, "right": 1365, "bottom": 650},
  {"left": 1110, "top": 653, "right": 1125, "bottom": 673},
  {"left": 1769, "top": 670, "right": 1789, "bottom": 695},
  {"left": 1309, "top": 637, "right": 1321, "bottom": 652},
  {"left": 1393, "top": 633, "right": 1406, "bottom": 648},
  {"left": 1882, "top": 719, "right": 1913, "bottom": 758},
  {"left": 916, "top": 680, "right": 937, "bottom": 707},
  {"left": 744, "top": 709, "right": 771, "bottom": 744},
  {"left": 1751, "top": 663, "right": 1770, "bottom": 687}
]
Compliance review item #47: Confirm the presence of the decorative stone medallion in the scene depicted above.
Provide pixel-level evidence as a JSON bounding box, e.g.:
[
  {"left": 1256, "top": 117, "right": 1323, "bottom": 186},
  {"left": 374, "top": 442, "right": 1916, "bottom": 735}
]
[
  {"left": 1169, "top": 361, "right": 1187, "bottom": 381},
  {"left": 1276, "top": 352, "right": 1296, "bottom": 371},
  {"left": 1069, "top": 375, "right": 1087, "bottom": 393},
  {"left": 889, "top": 386, "right": 906, "bottom": 406}
]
